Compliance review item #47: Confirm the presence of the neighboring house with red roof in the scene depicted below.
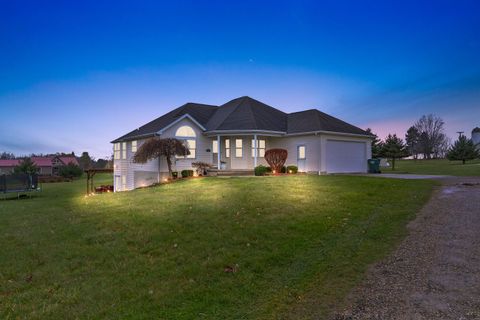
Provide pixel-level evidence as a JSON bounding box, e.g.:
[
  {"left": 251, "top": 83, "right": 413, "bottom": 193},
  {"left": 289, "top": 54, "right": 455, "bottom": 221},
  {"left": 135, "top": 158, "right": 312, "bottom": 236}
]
[{"left": 0, "top": 156, "right": 79, "bottom": 175}]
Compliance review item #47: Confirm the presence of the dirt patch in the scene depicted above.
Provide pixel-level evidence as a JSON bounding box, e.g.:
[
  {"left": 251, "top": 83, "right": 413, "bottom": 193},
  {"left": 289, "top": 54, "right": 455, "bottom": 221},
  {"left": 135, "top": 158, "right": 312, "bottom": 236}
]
[{"left": 332, "top": 177, "right": 480, "bottom": 320}]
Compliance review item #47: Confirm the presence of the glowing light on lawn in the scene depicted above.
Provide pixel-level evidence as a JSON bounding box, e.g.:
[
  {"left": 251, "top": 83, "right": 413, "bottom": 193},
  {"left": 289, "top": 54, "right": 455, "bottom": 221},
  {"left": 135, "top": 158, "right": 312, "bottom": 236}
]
[
  {"left": 289, "top": 170, "right": 292, "bottom": 173},
  {"left": 272, "top": 170, "right": 276, "bottom": 174},
  {"left": 193, "top": 171, "right": 198, "bottom": 177}
]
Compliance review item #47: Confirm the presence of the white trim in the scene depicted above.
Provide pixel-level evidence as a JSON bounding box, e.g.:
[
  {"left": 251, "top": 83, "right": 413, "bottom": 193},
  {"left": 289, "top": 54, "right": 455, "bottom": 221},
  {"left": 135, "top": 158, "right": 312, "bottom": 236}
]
[
  {"left": 205, "top": 129, "right": 284, "bottom": 136},
  {"left": 217, "top": 135, "right": 221, "bottom": 170},
  {"left": 158, "top": 114, "right": 206, "bottom": 134},
  {"left": 286, "top": 130, "right": 373, "bottom": 139},
  {"left": 253, "top": 134, "right": 257, "bottom": 167}
]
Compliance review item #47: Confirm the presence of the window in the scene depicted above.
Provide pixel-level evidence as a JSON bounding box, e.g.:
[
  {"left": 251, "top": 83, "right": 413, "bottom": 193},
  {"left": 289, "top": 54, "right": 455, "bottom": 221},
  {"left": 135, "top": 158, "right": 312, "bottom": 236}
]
[
  {"left": 235, "top": 139, "right": 243, "bottom": 157},
  {"left": 131, "top": 140, "right": 137, "bottom": 153},
  {"left": 122, "top": 142, "right": 127, "bottom": 159},
  {"left": 175, "top": 126, "right": 196, "bottom": 137},
  {"left": 175, "top": 125, "right": 196, "bottom": 159},
  {"left": 185, "top": 139, "right": 196, "bottom": 158},
  {"left": 114, "top": 143, "right": 120, "bottom": 160},
  {"left": 121, "top": 175, "right": 127, "bottom": 190},
  {"left": 251, "top": 139, "right": 266, "bottom": 157},
  {"left": 225, "top": 139, "right": 230, "bottom": 158},
  {"left": 212, "top": 140, "right": 218, "bottom": 153},
  {"left": 298, "top": 145, "right": 306, "bottom": 160}
]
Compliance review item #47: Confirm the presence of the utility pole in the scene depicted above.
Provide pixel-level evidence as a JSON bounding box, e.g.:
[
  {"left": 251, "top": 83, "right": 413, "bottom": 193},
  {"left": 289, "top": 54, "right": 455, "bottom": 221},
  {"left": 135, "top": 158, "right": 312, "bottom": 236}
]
[{"left": 456, "top": 131, "right": 464, "bottom": 138}]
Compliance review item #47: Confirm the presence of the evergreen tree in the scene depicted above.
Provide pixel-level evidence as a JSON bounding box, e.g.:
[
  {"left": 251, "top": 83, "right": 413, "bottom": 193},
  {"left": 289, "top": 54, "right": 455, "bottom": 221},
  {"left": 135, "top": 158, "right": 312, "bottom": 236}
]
[
  {"left": 78, "top": 152, "right": 93, "bottom": 169},
  {"left": 405, "top": 126, "right": 420, "bottom": 159},
  {"left": 13, "top": 158, "right": 39, "bottom": 174},
  {"left": 447, "top": 135, "right": 480, "bottom": 164},
  {"left": 365, "top": 128, "right": 382, "bottom": 158},
  {"left": 381, "top": 134, "right": 408, "bottom": 170}
]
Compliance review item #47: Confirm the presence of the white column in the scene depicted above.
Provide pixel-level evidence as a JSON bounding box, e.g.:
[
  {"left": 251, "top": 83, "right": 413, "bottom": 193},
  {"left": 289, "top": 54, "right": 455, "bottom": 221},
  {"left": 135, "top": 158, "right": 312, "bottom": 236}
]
[
  {"left": 254, "top": 134, "right": 258, "bottom": 168},
  {"left": 217, "top": 135, "right": 221, "bottom": 170}
]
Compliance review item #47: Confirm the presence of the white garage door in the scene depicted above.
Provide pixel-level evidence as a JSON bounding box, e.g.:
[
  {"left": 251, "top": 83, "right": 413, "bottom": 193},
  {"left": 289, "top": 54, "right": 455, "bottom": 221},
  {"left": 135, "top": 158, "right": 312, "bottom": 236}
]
[{"left": 326, "top": 140, "right": 367, "bottom": 173}]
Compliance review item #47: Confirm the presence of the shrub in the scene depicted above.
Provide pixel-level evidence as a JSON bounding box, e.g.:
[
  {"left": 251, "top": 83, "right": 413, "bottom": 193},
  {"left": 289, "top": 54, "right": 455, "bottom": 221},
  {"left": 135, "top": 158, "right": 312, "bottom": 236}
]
[
  {"left": 14, "top": 158, "right": 39, "bottom": 175},
  {"left": 181, "top": 170, "right": 194, "bottom": 178},
  {"left": 254, "top": 165, "right": 270, "bottom": 176},
  {"left": 264, "top": 149, "right": 288, "bottom": 173},
  {"left": 191, "top": 161, "right": 212, "bottom": 176},
  {"left": 287, "top": 165, "right": 298, "bottom": 174},
  {"left": 172, "top": 171, "right": 178, "bottom": 179},
  {"left": 58, "top": 163, "right": 83, "bottom": 178},
  {"left": 280, "top": 166, "right": 287, "bottom": 173}
]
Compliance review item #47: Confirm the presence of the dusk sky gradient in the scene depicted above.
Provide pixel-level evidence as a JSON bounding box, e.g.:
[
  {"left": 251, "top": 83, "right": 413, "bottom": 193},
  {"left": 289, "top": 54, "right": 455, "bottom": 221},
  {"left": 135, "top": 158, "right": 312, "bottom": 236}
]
[{"left": 1, "top": 0, "right": 479, "bottom": 158}]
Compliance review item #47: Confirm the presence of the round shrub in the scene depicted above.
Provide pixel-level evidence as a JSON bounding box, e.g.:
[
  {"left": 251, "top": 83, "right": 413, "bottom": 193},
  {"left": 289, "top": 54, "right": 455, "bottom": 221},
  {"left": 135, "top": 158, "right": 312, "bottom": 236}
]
[
  {"left": 286, "top": 165, "right": 298, "bottom": 174},
  {"left": 254, "top": 165, "right": 270, "bottom": 176}
]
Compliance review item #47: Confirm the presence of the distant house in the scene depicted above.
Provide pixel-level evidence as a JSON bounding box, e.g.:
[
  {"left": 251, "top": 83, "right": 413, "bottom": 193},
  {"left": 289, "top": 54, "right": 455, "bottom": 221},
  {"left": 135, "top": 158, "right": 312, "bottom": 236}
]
[
  {"left": 0, "top": 156, "right": 79, "bottom": 175},
  {"left": 112, "top": 96, "right": 373, "bottom": 191}
]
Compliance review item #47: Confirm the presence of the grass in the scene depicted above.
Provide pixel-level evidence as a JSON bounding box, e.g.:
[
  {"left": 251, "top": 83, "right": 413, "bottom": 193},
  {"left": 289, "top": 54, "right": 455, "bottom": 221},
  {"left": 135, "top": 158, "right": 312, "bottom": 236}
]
[
  {"left": 389, "top": 158, "right": 480, "bottom": 176},
  {"left": 0, "top": 174, "right": 435, "bottom": 319}
]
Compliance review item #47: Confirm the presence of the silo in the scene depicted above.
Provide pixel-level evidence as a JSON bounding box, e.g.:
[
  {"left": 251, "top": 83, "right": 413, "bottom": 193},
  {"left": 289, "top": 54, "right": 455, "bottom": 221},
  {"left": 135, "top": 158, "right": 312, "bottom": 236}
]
[{"left": 472, "top": 127, "right": 480, "bottom": 150}]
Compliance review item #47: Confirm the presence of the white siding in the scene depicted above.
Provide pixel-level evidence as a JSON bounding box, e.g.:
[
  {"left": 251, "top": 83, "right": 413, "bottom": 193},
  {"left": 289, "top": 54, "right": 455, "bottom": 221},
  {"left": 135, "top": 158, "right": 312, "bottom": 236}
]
[
  {"left": 158, "top": 118, "right": 212, "bottom": 173},
  {"left": 269, "top": 134, "right": 322, "bottom": 172}
]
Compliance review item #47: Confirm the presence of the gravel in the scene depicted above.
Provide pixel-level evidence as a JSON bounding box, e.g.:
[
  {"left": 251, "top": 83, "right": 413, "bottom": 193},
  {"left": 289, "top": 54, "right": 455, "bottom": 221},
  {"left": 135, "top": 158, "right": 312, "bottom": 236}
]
[{"left": 332, "top": 177, "right": 480, "bottom": 320}]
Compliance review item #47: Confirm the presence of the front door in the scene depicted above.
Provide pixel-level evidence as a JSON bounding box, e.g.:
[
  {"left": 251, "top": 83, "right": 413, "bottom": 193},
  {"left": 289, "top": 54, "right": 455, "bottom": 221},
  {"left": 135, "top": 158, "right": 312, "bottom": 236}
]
[{"left": 297, "top": 145, "right": 306, "bottom": 172}]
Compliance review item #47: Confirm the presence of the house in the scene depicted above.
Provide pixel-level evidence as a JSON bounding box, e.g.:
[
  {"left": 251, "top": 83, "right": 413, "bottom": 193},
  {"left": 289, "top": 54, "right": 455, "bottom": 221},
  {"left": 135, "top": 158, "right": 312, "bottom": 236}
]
[
  {"left": 0, "top": 156, "right": 79, "bottom": 175},
  {"left": 111, "top": 96, "right": 373, "bottom": 192}
]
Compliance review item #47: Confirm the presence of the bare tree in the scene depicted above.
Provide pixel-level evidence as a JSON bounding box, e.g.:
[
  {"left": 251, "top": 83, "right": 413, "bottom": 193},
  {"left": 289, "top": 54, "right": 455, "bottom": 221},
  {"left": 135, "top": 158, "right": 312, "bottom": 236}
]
[{"left": 414, "top": 114, "right": 448, "bottom": 159}]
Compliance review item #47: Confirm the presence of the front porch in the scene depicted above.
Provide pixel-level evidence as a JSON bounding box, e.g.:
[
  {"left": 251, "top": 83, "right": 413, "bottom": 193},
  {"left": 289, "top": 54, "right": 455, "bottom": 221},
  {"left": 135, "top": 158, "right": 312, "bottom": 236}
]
[{"left": 207, "top": 134, "right": 275, "bottom": 171}]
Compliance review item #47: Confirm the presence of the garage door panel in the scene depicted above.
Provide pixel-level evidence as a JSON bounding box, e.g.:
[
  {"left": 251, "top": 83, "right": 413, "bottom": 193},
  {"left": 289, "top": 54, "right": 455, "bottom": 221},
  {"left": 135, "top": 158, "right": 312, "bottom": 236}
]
[{"left": 326, "top": 140, "right": 366, "bottom": 173}]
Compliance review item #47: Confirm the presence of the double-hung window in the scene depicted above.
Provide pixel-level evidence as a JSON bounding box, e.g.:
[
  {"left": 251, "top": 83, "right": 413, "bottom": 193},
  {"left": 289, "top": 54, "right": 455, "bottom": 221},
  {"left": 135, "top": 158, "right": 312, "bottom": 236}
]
[
  {"left": 212, "top": 140, "right": 218, "bottom": 153},
  {"left": 225, "top": 139, "right": 230, "bottom": 158},
  {"left": 114, "top": 143, "right": 121, "bottom": 160},
  {"left": 298, "top": 145, "right": 306, "bottom": 160},
  {"left": 131, "top": 140, "right": 137, "bottom": 153},
  {"left": 235, "top": 139, "right": 243, "bottom": 157},
  {"left": 251, "top": 139, "right": 266, "bottom": 157},
  {"left": 122, "top": 142, "right": 127, "bottom": 159}
]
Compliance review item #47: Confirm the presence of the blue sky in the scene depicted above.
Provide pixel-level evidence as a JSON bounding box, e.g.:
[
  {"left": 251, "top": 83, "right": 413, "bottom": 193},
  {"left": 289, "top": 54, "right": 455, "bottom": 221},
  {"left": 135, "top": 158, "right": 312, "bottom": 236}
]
[{"left": 1, "top": 0, "right": 479, "bottom": 158}]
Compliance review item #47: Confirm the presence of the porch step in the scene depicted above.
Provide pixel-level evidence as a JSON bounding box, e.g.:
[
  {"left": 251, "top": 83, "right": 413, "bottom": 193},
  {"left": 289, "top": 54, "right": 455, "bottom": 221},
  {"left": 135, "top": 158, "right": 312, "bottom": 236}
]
[{"left": 208, "top": 169, "right": 254, "bottom": 176}]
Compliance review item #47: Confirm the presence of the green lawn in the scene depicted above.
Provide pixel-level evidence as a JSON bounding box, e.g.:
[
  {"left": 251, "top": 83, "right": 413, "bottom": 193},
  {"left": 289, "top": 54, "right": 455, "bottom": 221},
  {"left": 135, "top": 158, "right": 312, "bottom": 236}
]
[
  {"left": 390, "top": 158, "right": 480, "bottom": 176},
  {"left": 0, "top": 175, "right": 435, "bottom": 319}
]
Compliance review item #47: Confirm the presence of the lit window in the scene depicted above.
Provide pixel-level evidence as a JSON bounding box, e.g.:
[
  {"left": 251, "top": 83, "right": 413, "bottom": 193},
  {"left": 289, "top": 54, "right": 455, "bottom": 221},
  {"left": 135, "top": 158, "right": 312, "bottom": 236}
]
[
  {"left": 298, "top": 145, "right": 306, "bottom": 160},
  {"left": 251, "top": 139, "right": 266, "bottom": 157},
  {"left": 175, "top": 125, "right": 196, "bottom": 159},
  {"left": 122, "top": 142, "right": 127, "bottom": 159},
  {"left": 114, "top": 143, "right": 121, "bottom": 160},
  {"left": 235, "top": 139, "right": 243, "bottom": 157},
  {"left": 131, "top": 140, "right": 137, "bottom": 153},
  {"left": 186, "top": 139, "right": 196, "bottom": 158},
  {"left": 175, "top": 126, "right": 196, "bottom": 137},
  {"left": 212, "top": 140, "right": 218, "bottom": 153},
  {"left": 225, "top": 139, "right": 230, "bottom": 158}
]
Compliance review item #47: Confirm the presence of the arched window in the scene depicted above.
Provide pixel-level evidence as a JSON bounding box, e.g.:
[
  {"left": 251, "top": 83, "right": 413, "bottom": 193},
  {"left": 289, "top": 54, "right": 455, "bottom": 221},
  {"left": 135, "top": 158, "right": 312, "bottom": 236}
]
[
  {"left": 175, "top": 126, "right": 196, "bottom": 138},
  {"left": 175, "top": 125, "right": 196, "bottom": 159}
]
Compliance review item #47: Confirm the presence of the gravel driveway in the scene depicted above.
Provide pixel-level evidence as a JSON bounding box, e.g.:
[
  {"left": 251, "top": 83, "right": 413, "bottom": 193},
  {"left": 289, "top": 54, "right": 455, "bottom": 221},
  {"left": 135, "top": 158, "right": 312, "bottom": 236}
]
[{"left": 333, "top": 177, "right": 480, "bottom": 320}]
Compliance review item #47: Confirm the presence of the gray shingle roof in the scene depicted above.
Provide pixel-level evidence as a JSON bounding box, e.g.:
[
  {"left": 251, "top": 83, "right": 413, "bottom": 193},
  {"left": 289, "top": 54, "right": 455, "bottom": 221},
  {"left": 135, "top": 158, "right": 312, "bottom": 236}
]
[
  {"left": 287, "top": 109, "right": 369, "bottom": 135},
  {"left": 112, "top": 96, "right": 370, "bottom": 142},
  {"left": 205, "top": 96, "right": 287, "bottom": 132},
  {"left": 111, "top": 103, "right": 217, "bottom": 143}
]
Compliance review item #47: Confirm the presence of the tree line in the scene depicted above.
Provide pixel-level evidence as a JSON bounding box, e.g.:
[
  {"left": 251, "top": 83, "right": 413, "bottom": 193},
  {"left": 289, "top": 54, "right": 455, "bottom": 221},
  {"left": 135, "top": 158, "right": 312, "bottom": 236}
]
[
  {"left": 0, "top": 151, "right": 113, "bottom": 178},
  {"left": 368, "top": 114, "right": 479, "bottom": 169}
]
